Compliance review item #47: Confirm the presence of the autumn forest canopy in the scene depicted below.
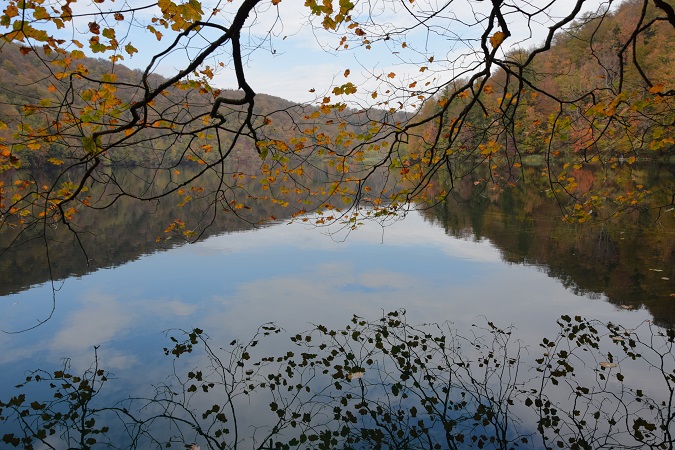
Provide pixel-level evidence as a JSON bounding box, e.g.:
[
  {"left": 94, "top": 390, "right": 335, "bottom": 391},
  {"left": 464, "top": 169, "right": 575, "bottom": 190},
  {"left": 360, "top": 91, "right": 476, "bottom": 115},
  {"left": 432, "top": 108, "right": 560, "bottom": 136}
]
[
  {"left": 0, "top": 0, "right": 674, "bottom": 244},
  {"left": 1, "top": 2, "right": 675, "bottom": 449}
]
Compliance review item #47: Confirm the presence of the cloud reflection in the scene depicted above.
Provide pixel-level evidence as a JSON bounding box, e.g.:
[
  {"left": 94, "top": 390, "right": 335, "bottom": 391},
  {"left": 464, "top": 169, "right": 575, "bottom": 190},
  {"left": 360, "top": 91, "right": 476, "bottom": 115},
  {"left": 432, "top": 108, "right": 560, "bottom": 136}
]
[
  {"left": 50, "top": 290, "right": 135, "bottom": 352},
  {"left": 187, "top": 211, "right": 502, "bottom": 263}
]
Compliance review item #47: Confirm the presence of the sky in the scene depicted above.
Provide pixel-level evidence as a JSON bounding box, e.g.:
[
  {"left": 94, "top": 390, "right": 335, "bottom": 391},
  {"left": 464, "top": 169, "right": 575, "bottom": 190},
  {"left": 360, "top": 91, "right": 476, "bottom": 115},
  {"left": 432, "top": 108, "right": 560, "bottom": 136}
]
[{"left": 47, "top": 0, "right": 611, "bottom": 108}]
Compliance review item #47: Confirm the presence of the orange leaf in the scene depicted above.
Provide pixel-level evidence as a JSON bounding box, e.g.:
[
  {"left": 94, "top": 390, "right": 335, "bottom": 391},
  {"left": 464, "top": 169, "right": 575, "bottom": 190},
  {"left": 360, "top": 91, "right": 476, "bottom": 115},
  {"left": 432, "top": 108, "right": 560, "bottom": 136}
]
[
  {"left": 489, "top": 31, "right": 507, "bottom": 48},
  {"left": 649, "top": 84, "right": 664, "bottom": 94}
]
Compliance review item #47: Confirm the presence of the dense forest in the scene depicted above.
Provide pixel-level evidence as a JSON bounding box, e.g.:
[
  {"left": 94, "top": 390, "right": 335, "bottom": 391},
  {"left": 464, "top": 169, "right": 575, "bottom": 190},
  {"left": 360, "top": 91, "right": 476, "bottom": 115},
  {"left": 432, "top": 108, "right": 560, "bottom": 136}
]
[
  {"left": 0, "top": 0, "right": 673, "bottom": 241},
  {"left": 1, "top": 0, "right": 672, "bottom": 170},
  {"left": 0, "top": 41, "right": 364, "bottom": 167},
  {"left": 0, "top": 39, "right": 410, "bottom": 170},
  {"left": 414, "top": 0, "right": 674, "bottom": 160}
]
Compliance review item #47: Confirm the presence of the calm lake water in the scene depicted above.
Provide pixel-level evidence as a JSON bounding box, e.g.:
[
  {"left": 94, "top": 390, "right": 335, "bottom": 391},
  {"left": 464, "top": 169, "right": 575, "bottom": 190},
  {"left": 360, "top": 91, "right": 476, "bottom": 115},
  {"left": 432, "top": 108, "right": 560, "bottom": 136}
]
[{"left": 1, "top": 162, "right": 673, "bottom": 447}]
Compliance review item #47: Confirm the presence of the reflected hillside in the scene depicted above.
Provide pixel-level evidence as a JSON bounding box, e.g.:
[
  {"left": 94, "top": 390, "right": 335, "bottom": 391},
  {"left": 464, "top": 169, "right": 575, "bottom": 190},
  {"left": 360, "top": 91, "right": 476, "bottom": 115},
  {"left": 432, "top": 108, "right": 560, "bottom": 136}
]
[
  {"left": 420, "top": 162, "right": 675, "bottom": 325},
  {"left": 2, "top": 161, "right": 673, "bottom": 327},
  {"left": 0, "top": 173, "right": 275, "bottom": 296},
  {"left": 0, "top": 164, "right": 394, "bottom": 297}
]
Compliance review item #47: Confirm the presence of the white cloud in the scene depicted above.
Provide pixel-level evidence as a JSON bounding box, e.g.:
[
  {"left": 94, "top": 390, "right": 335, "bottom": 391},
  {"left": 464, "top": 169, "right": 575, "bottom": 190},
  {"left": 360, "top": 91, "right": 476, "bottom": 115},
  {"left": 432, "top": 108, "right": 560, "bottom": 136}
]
[
  {"left": 145, "top": 298, "right": 199, "bottom": 317},
  {"left": 185, "top": 209, "right": 503, "bottom": 263},
  {"left": 50, "top": 290, "right": 136, "bottom": 352}
]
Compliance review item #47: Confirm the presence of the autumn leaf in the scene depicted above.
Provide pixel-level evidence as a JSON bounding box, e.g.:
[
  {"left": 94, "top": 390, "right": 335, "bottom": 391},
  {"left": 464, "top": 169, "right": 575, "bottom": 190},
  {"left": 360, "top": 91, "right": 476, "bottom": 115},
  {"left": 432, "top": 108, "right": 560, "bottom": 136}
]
[
  {"left": 125, "top": 43, "right": 138, "bottom": 56},
  {"left": 88, "top": 22, "right": 100, "bottom": 35},
  {"left": 489, "top": 31, "right": 507, "bottom": 48},
  {"left": 102, "top": 28, "right": 115, "bottom": 39},
  {"left": 649, "top": 84, "right": 664, "bottom": 94}
]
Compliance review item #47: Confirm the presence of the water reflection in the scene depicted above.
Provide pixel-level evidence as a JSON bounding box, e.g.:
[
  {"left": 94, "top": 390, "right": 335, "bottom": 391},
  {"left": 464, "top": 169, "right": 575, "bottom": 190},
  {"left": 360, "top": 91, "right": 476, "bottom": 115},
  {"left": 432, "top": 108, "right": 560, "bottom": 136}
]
[
  {"left": 420, "top": 162, "right": 675, "bottom": 325},
  {"left": 0, "top": 209, "right": 658, "bottom": 367},
  {"left": 2, "top": 163, "right": 672, "bottom": 323},
  {"left": 0, "top": 162, "right": 673, "bottom": 448},
  {"left": 2, "top": 307, "right": 673, "bottom": 449}
]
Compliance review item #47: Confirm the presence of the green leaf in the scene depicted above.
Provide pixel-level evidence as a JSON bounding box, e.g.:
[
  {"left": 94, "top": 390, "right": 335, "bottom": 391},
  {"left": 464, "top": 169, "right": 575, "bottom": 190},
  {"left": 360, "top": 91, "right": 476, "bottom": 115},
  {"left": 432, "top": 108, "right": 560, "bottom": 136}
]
[{"left": 82, "top": 136, "right": 98, "bottom": 154}]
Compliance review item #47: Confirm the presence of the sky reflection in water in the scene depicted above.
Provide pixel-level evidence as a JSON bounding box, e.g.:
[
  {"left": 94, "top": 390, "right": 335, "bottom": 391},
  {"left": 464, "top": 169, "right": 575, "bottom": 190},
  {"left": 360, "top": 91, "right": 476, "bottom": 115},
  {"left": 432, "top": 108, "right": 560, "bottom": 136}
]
[{"left": 1, "top": 211, "right": 651, "bottom": 385}]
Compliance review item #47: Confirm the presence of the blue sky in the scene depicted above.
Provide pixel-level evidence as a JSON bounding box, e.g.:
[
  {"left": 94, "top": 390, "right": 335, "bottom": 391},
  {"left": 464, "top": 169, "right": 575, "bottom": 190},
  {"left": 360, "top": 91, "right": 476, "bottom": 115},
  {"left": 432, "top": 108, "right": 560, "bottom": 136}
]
[{"left": 40, "top": 0, "right": 608, "bottom": 106}]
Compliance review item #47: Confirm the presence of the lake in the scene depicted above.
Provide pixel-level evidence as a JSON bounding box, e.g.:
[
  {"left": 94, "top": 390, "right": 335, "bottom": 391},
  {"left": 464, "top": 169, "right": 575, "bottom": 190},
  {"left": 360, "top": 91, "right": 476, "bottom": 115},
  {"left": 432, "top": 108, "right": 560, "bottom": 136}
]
[{"left": 1, "top": 162, "right": 673, "bottom": 449}]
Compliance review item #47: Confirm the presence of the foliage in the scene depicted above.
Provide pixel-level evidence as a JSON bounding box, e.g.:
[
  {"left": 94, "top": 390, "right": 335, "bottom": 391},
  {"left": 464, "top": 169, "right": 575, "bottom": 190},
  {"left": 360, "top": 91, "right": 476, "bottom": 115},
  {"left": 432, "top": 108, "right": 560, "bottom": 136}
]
[
  {"left": 2, "top": 311, "right": 674, "bottom": 449},
  {"left": 0, "top": 0, "right": 673, "bottom": 252},
  {"left": 411, "top": 0, "right": 675, "bottom": 221},
  {"left": 419, "top": 162, "right": 675, "bottom": 325}
]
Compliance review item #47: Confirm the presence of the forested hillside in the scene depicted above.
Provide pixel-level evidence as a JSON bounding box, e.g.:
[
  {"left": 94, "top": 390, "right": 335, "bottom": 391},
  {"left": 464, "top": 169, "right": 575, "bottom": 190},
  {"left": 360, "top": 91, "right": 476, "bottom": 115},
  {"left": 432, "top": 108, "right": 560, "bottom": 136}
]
[
  {"left": 0, "top": 41, "right": 329, "bottom": 168},
  {"left": 414, "top": 0, "right": 674, "bottom": 158},
  {"left": 0, "top": 0, "right": 673, "bottom": 237}
]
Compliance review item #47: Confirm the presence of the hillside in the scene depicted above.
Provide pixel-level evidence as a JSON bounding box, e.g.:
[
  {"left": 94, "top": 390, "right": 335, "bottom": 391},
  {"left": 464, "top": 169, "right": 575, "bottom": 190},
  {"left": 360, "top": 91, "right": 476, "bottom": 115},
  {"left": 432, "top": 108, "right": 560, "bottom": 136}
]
[
  {"left": 0, "top": 39, "right": 409, "bottom": 167},
  {"left": 413, "top": 0, "right": 675, "bottom": 160},
  {"left": 0, "top": 41, "right": 321, "bottom": 168},
  {"left": 0, "top": 0, "right": 672, "bottom": 235}
]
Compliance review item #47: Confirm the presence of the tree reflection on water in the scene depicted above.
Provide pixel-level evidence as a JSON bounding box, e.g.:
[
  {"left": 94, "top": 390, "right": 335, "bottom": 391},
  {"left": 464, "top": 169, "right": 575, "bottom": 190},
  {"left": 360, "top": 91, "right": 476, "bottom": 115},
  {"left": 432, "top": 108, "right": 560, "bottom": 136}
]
[{"left": 2, "top": 311, "right": 673, "bottom": 450}]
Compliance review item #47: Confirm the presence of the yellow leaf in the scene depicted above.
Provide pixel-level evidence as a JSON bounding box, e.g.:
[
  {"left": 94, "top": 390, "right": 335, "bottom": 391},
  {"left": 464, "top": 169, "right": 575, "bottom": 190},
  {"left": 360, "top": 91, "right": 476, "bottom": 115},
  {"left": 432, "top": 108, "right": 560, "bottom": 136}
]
[
  {"left": 649, "top": 84, "right": 664, "bottom": 94},
  {"left": 387, "top": 72, "right": 395, "bottom": 78},
  {"left": 489, "top": 31, "right": 507, "bottom": 49},
  {"left": 125, "top": 43, "right": 138, "bottom": 55}
]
